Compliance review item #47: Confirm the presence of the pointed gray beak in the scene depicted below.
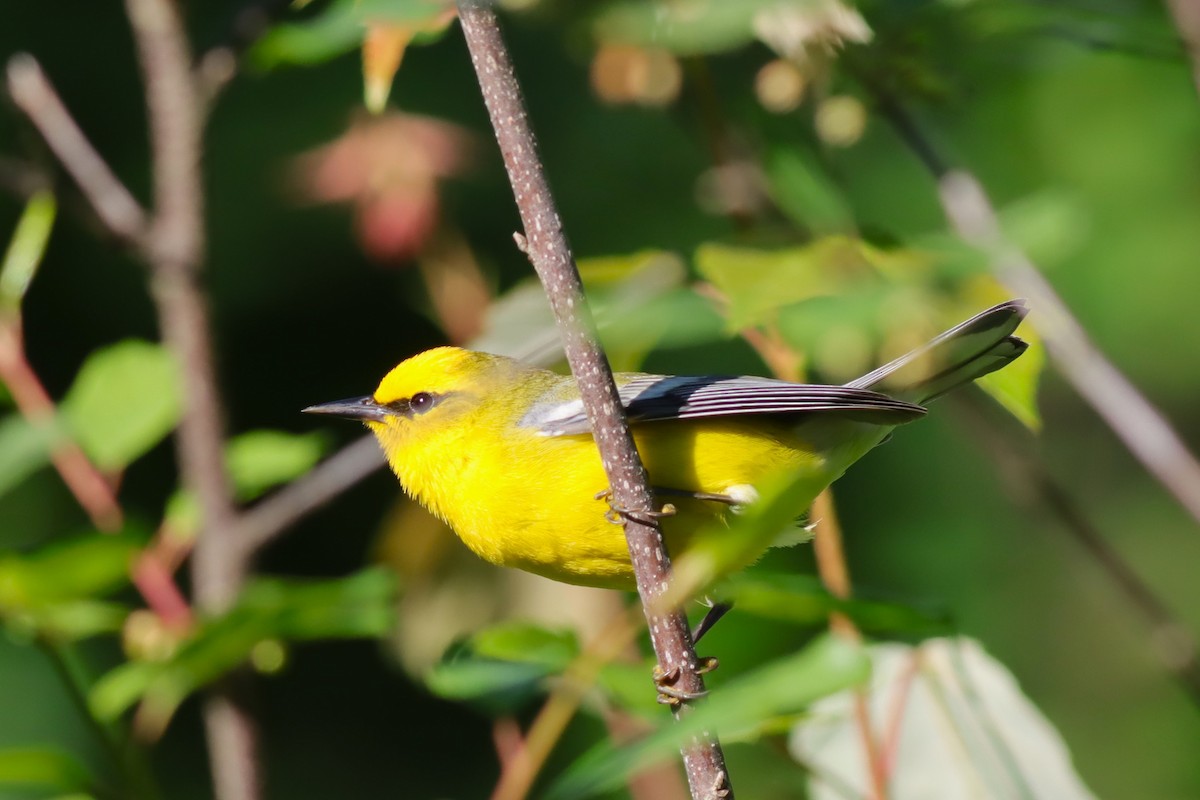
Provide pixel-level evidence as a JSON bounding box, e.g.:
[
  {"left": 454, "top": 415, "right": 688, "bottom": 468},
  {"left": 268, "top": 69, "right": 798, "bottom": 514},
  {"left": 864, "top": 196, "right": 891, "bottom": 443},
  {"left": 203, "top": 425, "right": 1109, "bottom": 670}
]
[{"left": 302, "top": 395, "right": 389, "bottom": 422}]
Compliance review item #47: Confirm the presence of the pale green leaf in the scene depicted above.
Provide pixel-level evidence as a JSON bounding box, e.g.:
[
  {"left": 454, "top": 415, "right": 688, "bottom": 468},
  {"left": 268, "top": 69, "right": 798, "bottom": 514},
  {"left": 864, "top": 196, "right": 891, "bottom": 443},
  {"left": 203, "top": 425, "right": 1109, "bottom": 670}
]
[
  {"left": 0, "top": 190, "right": 56, "bottom": 315},
  {"left": 0, "top": 747, "right": 92, "bottom": 792},
  {"left": 791, "top": 638, "right": 1098, "bottom": 800},
  {"left": 0, "top": 414, "right": 60, "bottom": 497},
  {"left": 61, "top": 340, "right": 181, "bottom": 470},
  {"left": 226, "top": 429, "right": 327, "bottom": 501}
]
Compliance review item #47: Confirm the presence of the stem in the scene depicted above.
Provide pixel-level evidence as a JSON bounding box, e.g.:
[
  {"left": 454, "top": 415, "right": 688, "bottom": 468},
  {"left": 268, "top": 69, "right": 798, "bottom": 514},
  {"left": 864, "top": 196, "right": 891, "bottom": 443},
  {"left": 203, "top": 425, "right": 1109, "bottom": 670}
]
[
  {"left": 0, "top": 324, "right": 123, "bottom": 531},
  {"left": 866, "top": 79, "right": 1200, "bottom": 532},
  {"left": 4, "top": 55, "right": 148, "bottom": 243},
  {"left": 123, "top": 0, "right": 257, "bottom": 797},
  {"left": 811, "top": 491, "right": 888, "bottom": 800},
  {"left": 456, "top": 4, "right": 731, "bottom": 797},
  {"left": 39, "top": 639, "right": 161, "bottom": 800},
  {"left": 489, "top": 607, "right": 641, "bottom": 800},
  {"left": 233, "top": 435, "right": 384, "bottom": 558},
  {"left": 955, "top": 398, "right": 1200, "bottom": 705}
]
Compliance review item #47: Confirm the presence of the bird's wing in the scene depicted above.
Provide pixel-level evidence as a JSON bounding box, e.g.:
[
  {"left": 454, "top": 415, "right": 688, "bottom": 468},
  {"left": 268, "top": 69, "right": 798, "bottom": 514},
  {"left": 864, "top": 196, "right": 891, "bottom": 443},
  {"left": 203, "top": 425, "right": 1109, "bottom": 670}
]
[{"left": 522, "top": 374, "right": 926, "bottom": 437}]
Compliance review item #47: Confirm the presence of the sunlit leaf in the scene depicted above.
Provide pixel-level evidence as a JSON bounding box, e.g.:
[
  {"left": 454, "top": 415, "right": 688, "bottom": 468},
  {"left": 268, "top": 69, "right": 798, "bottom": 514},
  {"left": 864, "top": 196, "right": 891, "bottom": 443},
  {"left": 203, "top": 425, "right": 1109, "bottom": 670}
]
[
  {"left": 28, "top": 599, "right": 129, "bottom": 641},
  {"left": 472, "top": 250, "right": 690, "bottom": 368},
  {"left": 0, "top": 414, "right": 60, "bottom": 497},
  {"left": 0, "top": 531, "right": 143, "bottom": 608},
  {"left": 548, "top": 634, "right": 870, "bottom": 799},
  {"left": 694, "top": 237, "right": 926, "bottom": 332},
  {"left": 61, "top": 341, "right": 181, "bottom": 471},
  {"left": 665, "top": 467, "right": 829, "bottom": 605},
  {"left": 0, "top": 747, "right": 92, "bottom": 793},
  {"left": 225, "top": 429, "right": 327, "bottom": 502},
  {"left": 953, "top": 277, "right": 1043, "bottom": 430},
  {"left": 791, "top": 638, "right": 1098, "bottom": 800},
  {"left": 0, "top": 190, "right": 56, "bottom": 316}
]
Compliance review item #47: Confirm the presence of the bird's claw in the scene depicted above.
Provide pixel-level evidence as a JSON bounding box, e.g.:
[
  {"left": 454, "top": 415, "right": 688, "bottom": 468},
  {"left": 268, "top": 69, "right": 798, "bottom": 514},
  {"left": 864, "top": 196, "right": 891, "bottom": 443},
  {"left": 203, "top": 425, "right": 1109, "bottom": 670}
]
[
  {"left": 595, "top": 489, "right": 677, "bottom": 526},
  {"left": 653, "top": 662, "right": 710, "bottom": 706}
]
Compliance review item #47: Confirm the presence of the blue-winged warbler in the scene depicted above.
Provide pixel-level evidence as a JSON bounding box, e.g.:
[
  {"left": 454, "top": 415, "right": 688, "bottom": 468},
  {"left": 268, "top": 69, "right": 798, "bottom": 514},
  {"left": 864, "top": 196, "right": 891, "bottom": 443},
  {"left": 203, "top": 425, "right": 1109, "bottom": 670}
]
[{"left": 305, "top": 300, "right": 1027, "bottom": 590}]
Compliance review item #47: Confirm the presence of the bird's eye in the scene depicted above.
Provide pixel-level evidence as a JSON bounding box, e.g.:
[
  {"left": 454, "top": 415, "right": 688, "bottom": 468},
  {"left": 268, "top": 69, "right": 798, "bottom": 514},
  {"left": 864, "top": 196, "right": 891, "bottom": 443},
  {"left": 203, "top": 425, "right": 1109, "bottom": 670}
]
[{"left": 409, "top": 392, "right": 436, "bottom": 414}]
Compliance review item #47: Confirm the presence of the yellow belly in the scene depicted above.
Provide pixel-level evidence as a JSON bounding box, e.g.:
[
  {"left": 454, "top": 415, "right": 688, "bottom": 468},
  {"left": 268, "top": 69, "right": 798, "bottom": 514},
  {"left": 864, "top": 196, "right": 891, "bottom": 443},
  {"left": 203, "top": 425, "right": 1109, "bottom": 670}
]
[{"left": 421, "top": 418, "right": 850, "bottom": 590}]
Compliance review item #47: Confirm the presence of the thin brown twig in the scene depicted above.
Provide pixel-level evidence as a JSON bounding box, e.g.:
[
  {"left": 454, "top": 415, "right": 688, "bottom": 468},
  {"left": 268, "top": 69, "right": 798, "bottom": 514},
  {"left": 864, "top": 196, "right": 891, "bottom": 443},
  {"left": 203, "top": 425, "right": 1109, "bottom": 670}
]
[
  {"left": 0, "top": 324, "right": 123, "bottom": 531},
  {"left": 456, "top": 4, "right": 731, "bottom": 798},
  {"left": 122, "top": 0, "right": 257, "bottom": 798},
  {"left": 706, "top": 291, "right": 888, "bottom": 799},
  {"left": 490, "top": 605, "right": 644, "bottom": 800},
  {"left": 5, "top": 55, "right": 148, "bottom": 243},
  {"left": 811, "top": 491, "right": 888, "bottom": 800},
  {"left": 955, "top": 397, "right": 1200, "bottom": 705},
  {"left": 233, "top": 435, "right": 384, "bottom": 558},
  {"left": 865, "top": 83, "right": 1200, "bottom": 532},
  {"left": 879, "top": 652, "right": 921, "bottom": 777}
]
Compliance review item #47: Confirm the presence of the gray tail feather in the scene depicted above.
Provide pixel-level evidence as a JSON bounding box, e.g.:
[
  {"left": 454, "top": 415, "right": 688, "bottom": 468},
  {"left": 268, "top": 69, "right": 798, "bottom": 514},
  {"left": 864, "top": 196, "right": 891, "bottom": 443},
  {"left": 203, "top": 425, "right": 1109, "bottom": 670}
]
[{"left": 845, "top": 300, "right": 1029, "bottom": 404}]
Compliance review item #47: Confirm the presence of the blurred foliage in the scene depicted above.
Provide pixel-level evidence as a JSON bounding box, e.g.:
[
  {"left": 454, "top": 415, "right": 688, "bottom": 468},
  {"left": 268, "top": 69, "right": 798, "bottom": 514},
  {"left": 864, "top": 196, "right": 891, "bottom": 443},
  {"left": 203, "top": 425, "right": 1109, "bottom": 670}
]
[{"left": 2, "top": 0, "right": 1199, "bottom": 798}]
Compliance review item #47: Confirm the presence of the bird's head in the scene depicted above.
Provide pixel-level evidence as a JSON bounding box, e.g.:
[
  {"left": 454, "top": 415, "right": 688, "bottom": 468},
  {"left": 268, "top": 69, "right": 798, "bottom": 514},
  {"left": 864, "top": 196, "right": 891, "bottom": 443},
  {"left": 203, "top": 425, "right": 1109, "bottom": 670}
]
[{"left": 304, "top": 346, "right": 512, "bottom": 455}]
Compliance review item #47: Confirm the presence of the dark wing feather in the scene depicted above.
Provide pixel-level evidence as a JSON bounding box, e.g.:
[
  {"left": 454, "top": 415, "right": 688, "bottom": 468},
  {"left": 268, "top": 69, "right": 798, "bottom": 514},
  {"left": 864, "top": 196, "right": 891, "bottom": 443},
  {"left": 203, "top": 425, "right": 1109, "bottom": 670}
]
[{"left": 529, "top": 375, "right": 925, "bottom": 437}]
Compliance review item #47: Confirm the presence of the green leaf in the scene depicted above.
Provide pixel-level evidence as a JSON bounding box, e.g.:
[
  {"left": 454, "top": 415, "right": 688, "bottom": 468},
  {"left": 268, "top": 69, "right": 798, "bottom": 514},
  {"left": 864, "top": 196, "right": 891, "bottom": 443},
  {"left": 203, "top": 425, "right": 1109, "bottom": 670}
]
[
  {"left": 0, "top": 531, "right": 143, "bottom": 608},
  {"left": 425, "top": 657, "right": 550, "bottom": 706},
  {"left": 667, "top": 467, "right": 832, "bottom": 603},
  {"left": 470, "top": 622, "right": 579, "bottom": 670},
  {"left": 0, "top": 414, "right": 61, "bottom": 497},
  {"left": 694, "top": 238, "right": 925, "bottom": 332},
  {"left": 61, "top": 340, "right": 181, "bottom": 471},
  {"left": 472, "top": 250, "right": 691, "bottom": 369},
  {"left": 250, "top": 0, "right": 454, "bottom": 69},
  {"left": 548, "top": 634, "right": 870, "bottom": 799},
  {"left": 0, "top": 747, "right": 92, "bottom": 792},
  {"left": 715, "top": 572, "right": 951, "bottom": 636},
  {"left": 977, "top": 339, "right": 1043, "bottom": 431},
  {"left": 596, "top": 660, "right": 662, "bottom": 719},
  {"left": 424, "top": 622, "right": 580, "bottom": 712},
  {"left": 225, "top": 429, "right": 327, "bottom": 502},
  {"left": 592, "top": 0, "right": 787, "bottom": 55},
  {"left": 90, "top": 568, "right": 396, "bottom": 726},
  {"left": 24, "top": 599, "right": 130, "bottom": 641},
  {"left": 0, "top": 190, "right": 56, "bottom": 316}
]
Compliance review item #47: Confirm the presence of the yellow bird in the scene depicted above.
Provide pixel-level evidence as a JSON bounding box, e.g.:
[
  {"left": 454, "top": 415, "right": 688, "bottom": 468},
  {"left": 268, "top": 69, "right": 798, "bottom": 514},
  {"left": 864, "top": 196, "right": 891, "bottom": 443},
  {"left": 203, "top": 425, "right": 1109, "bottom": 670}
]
[{"left": 305, "top": 301, "right": 1027, "bottom": 591}]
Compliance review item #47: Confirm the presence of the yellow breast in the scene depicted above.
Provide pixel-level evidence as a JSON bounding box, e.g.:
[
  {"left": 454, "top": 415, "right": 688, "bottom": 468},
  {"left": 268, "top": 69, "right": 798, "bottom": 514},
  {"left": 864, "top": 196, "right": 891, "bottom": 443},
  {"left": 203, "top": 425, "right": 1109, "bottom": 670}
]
[{"left": 389, "top": 409, "right": 836, "bottom": 590}]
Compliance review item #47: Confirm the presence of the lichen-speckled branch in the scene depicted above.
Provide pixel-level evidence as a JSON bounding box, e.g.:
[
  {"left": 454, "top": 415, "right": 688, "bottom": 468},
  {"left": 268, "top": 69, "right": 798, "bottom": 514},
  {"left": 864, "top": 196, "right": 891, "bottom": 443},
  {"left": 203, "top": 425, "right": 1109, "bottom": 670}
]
[{"left": 455, "top": 3, "right": 731, "bottom": 798}]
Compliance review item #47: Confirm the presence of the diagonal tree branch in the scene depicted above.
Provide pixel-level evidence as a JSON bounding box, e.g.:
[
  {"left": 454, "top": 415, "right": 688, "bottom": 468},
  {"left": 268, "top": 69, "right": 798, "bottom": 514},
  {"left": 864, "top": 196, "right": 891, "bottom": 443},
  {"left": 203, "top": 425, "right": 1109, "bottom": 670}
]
[
  {"left": 233, "top": 435, "right": 384, "bottom": 558},
  {"left": 455, "top": 4, "right": 731, "bottom": 798},
  {"left": 5, "top": 55, "right": 148, "bottom": 243},
  {"left": 866, "top": 82, "right": 1200, "bottom": 532}
]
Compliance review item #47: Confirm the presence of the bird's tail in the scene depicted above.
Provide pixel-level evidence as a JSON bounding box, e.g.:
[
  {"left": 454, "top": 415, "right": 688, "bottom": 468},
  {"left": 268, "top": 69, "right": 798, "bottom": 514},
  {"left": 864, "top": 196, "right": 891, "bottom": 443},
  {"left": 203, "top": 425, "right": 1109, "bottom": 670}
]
[{"left": 846, "top": 300, "right": 1029, "bottom": 404}]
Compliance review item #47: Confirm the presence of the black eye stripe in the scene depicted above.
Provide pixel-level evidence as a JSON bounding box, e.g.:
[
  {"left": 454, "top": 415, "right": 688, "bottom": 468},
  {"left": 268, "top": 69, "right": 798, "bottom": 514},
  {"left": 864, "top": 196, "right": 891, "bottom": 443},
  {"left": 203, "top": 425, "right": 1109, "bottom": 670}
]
[{"left": 384, "top": 392, "right": 439, "bottom": 416}]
